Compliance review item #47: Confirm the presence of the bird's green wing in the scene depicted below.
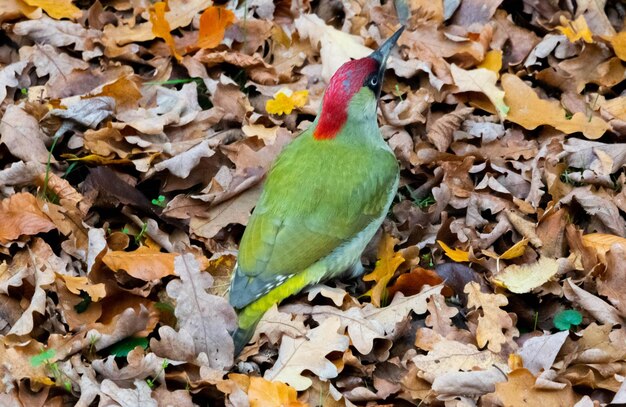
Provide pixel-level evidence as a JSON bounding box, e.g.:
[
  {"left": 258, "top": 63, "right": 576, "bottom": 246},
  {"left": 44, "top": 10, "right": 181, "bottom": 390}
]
[{"left": 231, "top": 134, "right": 398, "bottom": 309}]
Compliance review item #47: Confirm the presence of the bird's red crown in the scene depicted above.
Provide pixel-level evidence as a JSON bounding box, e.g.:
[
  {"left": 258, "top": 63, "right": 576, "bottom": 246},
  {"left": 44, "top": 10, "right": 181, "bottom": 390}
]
[{"left": 313, "top": 57, "right": 379, "bottom": 140}]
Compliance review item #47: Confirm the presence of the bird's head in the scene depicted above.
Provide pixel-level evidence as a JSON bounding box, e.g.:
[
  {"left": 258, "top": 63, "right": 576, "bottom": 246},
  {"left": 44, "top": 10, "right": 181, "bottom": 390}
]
[{"left": 313, "top": 26, "right": 405, "bottom": 140}]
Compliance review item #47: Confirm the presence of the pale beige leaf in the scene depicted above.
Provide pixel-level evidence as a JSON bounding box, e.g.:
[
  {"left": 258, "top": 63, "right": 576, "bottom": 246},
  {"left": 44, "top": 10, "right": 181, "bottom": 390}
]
[
  {"left": 9, "top": 239, "right": 58, "bottom": 335},
  {"left": 100, "top": 379, "right": 157, "bottom": 407},
  {"left": 493, "top": 257, "right": 560, "bottom": 293},
  {"left": 563, "top": 279, "right": 622, "bottom": 325},
  {"left": 264, "top": 316, "right": 349, "bottom": 390},
  {"left": 294, "top": 13, "right": 372, "bottom": 82},
  {"left": 413, "top": 339, "right": 506, "bottom": 382},
  {"left": 0, "top": 105, "right": 51, "bottom": 165},
  {"left": 518, "top": 331, "right": 569, "bottom": 375},
  {"left": 166, "top": 254, "right": 237, "bottom": 370}
]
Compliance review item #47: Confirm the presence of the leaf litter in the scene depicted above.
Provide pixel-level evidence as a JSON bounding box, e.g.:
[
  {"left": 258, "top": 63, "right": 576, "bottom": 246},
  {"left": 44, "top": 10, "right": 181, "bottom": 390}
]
[{"left": 0, "top": 0, "right": 626, "bottom": 406}]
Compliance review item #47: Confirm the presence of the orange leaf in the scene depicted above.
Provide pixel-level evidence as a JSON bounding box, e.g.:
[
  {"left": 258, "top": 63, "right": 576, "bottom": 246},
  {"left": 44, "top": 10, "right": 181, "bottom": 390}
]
[
  {"left": 56, "top": 274, "right": 107, "bottom": 302},
  {"left": 502, "top": 73, "right": 609, "bottom": 140},
  {"left": 248, "top": 377, "right": 306, "bottom": 407},
  {"left": 98, "top": 76, "right": 142, "bottom": 109},
  {"left": 149, "top": 2, "right": 183, "bottom": 61},
  {"left": 387, "top": 267, "right": 453, "bottom": 298},
  {"left": 363, "top": 234, "right": 404, "bottom": 307},
  {"left": 437, "top": 240, "right": 470, "bottom": 262},
  {"left": 102, "top": 245, "right": 178, "bottom": 281},
  {"left": 0, "top": 192, "right": 56, "bottom": 245},
  {"left": 22, "top": 0, "right": 81, "bottom": 20},
  {"left": 197, "top": 6, "right": 236, "bottom": 49}
]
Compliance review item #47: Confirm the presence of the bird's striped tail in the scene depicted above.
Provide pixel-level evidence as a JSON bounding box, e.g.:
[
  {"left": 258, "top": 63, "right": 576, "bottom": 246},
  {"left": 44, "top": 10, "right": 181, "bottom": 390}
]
[{"left": 232, "top": 270, "right": 317, "bottom": 355}]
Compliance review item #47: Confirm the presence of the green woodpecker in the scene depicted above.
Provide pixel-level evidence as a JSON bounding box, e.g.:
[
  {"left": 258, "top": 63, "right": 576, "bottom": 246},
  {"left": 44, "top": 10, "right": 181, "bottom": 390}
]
[{"left": 230, "top": 27, "right": 404, "bottom": 353}]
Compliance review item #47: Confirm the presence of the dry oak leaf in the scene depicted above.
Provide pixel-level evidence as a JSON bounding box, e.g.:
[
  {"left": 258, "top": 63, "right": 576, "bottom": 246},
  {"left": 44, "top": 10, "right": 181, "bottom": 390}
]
[
  {"left": 149, "top": 2, "right": 182, "bottom": 61},
  {"left": 491, "top": 368, "right": 578, "bottom": 406},
  {"left": 198, "top": 6, "right": 236, "bottom": 49},
  {"left": 102, "top": 245, "right": 177, "bottom": 281},
  {"left": 9, "top": 239, "right": 57, "bottom": 336},
  {"left": 254, "top": 304, "right": 307, "bottom": 345},
  {"left": 166, "top": 254, "right": 237, "bottom": 371},
  {"left": 465, "top": 282, "right": 517, "bottom": 353},
  {"left": 502, "top": 74, "right": 609, "bottom": 139},
  {"left": 0, "top": 61, "right": 27, "bottom": 105},
  {"left": 23, "top": 0, "right": 81, "bottom": 20},
  {"left": 363, "top": 233, "right": 404, "bottom": 307},
  {"left": 294, "top": 13, "right": 371, "bottom": 82},
  {"left": 102, "top": 0, "right": 209, "bottom": 46},
  {"left": 413, "top": 339, "right": 506, "bottom": 382},
  {"left": 0, "top": 104, "right": 53, "bottom": 165},
  {"left": 100, "top": 379, "right": 157, "bottom": 407},
  {"left": 492, "top": 257, "right": 560, "bottom": 294},
  {"left": 450, "top": 64, "right": 509, "bottom": 117},
  {"left": 248, "top": 377, "right": 306, "bottom": 407},
  {"left": 0, "top": 193, "right": 56, "bottom": 245},
  {"left": 55, "top": 274, "right": 106, "bottom": 302},
  {"left": 264, "top": 316, "right": 349, "bottom": 391}
]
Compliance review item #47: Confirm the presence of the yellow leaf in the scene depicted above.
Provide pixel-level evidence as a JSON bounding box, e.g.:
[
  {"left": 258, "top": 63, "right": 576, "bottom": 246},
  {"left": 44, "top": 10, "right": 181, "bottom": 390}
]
[
  {"left": 483, "top": 238, "right": 529, "bottom": 260},
  {"left": 102, "top": 245, "right": 179, "bottom": 281},
  {"left": 61, "top": 153, "right": 134, "bottom": 165},
  {"left": 450, "top": 64, "right": 509, "bottom": 118},
  {"left": 611, "top": 31, "right": 626, "bottom": 62},
  {"left": 437, "top": 240, "right": 470, "bottom": 263},
  {"left": 493, "top": 257, "right": 560, "bottom": 294},
  {"left": 23, "top": 0, "right": 81, "bottom": 20},
  {"left": 502, "top": 73, "right": 610, "bottom": 140},
  {"left": 363, "top": 234, "right": 404, "bottom": 307},
  {"left": 557, "top": 15, "right": 593, "bottom": 44},
  {"left": 149, "top": 2, "right": 183, "bottom": 61},
  {"left": 478, "top": 49, "right": 503, "bottom": 74},
  {"left": 56, "top": 274, "right": 107, "bottom": 302},
  {"left": 248, "top": 377, "right": 306, "bottom": 407},
  {"left": 197, "top": 6, "right": 236, "bottom": 49},
  {"left": 508, "top": 354, "right": 524, "bottom": 370},
  {"left": 266, "top": 89, "right": 309, "bottom": 115},
  {"left": 500, "top": 238, "right": 529, "bottom": 260}
]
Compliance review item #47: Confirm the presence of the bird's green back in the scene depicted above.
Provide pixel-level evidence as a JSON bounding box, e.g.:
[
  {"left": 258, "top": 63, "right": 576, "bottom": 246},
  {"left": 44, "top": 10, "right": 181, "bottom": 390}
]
[{"left": 232, "top": 114, "right": 398, "bottom": 308}]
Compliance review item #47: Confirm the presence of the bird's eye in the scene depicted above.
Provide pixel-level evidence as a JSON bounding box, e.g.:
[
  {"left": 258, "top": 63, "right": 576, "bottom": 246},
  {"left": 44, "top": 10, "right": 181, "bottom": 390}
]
[{"left": 370, "top": 77, "right": 378, "bottom": 87}]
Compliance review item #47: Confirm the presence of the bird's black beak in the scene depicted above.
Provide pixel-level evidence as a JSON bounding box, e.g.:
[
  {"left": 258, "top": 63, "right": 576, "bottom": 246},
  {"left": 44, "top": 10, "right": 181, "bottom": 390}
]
[{"left": 370, "top": 26, "right": 405, "bottom": 79}]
